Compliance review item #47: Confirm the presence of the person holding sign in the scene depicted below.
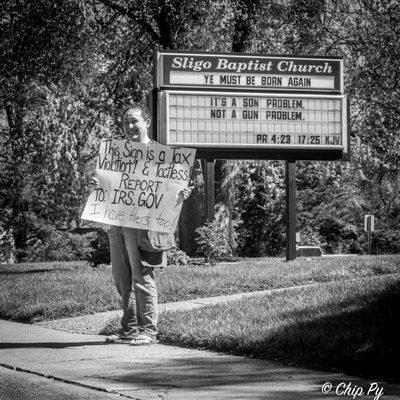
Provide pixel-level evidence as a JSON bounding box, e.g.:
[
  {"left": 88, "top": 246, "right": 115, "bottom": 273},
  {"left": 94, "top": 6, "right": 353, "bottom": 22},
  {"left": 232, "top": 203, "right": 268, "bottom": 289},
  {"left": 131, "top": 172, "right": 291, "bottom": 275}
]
[{"left": 92, "top": 105, "right": 192, "bottom": 345}]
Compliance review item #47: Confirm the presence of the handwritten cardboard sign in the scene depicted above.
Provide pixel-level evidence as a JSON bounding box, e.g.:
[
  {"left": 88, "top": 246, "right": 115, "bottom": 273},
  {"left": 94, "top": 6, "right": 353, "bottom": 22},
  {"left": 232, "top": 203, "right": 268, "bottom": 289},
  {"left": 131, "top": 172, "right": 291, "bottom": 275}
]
[{"left": 81, "top": 140, "right": 196, "bottom": 233}]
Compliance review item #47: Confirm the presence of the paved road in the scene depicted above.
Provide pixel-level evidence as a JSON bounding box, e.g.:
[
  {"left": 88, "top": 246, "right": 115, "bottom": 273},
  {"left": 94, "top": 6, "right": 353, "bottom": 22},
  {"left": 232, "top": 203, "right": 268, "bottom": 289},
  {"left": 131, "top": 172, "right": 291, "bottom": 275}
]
[{"left": 0, "top": 366, "right": 122, "bottom": 400}]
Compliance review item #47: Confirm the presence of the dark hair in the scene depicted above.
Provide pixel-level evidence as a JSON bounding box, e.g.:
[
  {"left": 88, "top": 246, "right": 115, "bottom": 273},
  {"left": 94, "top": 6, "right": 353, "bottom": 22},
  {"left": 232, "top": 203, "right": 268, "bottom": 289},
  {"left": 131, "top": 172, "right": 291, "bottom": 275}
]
[{"left": 121, "top": 104, "right": 150, "bottom": 121}]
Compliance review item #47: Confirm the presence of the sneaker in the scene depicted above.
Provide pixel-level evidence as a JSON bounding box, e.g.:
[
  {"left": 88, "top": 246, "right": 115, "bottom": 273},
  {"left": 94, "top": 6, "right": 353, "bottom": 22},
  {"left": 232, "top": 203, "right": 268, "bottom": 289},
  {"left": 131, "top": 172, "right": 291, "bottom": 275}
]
[{"left": 129, "top": 334, "right": 158, "bottom": 346}]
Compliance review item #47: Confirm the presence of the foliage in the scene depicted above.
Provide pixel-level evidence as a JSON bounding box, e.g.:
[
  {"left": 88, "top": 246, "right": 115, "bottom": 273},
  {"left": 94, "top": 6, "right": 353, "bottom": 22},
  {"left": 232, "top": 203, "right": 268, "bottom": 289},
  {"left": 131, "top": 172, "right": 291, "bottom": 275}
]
[
  {"left": 195, "top": 219, "right": 236, "bottom": 265},
  {"left": 296, "top": 161, "right": 363, "bottom": 254},
  {"left": 217, "top": 0, "right": 400, "bottom": 256},
  {"left": 84, "top": 230, "right": 195, "bottom": 268},
  {"left": 221, "top": 161, "right": 286, "bottom": 257},
  {"left": 317, "top": 217, "right": 360, "bottom": 254},
  {"left": 39, "top": 231, "right": 96, "bottom": 262},
  {"left": 372, "top": 230, "right": 400, "bottom": 255},
  {"left": 13, "top": 224, "right": 97, "bottom": 263},
  {"left": 1, "top": 0, "right": 400, "bottom": 261},
  {"left": 0, "top": 0, "right": 110, "bottom": 259},
  {"left": 84, "top": 228, "right": 111, "bottom": 268},
  {"left": 166, "top": 247, "right": 191, "bottom": 266},
  {"left": 0, "top": 0, "right": 158, "bottom": 261},
  {"left": 0, "top": 227, "right": 15, "bottom": 264},
  {"left": 84, "top": 229, "right": 193, "bottom": 268},
  {"left": 178, "top": 160, "right": 206, "bottom": 256},
  {"left": 340, "top": 0, "right": 400, "bottom": 232}
]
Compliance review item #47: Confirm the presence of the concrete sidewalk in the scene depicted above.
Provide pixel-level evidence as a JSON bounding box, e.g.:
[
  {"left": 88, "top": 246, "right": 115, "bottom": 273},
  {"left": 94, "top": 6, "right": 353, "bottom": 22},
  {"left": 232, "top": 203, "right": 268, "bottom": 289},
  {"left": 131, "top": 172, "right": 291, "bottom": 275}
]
[{"left": 1, "top": 319, "right": 400, "bottom": 400}]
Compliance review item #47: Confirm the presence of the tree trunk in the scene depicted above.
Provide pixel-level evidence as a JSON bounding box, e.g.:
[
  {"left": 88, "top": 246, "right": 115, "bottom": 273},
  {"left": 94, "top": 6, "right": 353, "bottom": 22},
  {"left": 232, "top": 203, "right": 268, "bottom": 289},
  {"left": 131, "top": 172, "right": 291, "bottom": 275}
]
[{"left": 178, "top": 159, "right": 206, "bottom": 256}]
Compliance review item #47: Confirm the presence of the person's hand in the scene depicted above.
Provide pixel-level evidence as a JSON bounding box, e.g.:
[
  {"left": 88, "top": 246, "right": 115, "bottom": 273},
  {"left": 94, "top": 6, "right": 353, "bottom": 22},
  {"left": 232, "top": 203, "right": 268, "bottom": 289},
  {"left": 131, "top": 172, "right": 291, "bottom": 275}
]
[
  {"left": 180, "top": 186, "right": 193, "bottom": 200},
  {"left": 177, "top": 186, "right": 194, "bottom": 203},
  {"left": 90, "top": 176, "right": 99, "bottom": 188}
]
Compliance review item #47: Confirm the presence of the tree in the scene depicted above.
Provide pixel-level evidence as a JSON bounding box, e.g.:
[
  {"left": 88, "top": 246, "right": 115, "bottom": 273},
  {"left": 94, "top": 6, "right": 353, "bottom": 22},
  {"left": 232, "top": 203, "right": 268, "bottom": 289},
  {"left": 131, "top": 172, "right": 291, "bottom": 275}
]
[
  {"left": 0, "top": 0, "right": 98, "bottom": 258},
  {"left": 344, "top": 0, "right": 400, "bottom": 230},
  {"left": 95, "top": 0, "right": 232, "bottom": 255},
  {"left": 0, "top": 0, "right": 128, "bottom": 259},
  {"left": 2, "top": 0, "right": 399, "bottom": 260},
  {"left": 222, "top": 161, "right": 286, "bottom": 256}
]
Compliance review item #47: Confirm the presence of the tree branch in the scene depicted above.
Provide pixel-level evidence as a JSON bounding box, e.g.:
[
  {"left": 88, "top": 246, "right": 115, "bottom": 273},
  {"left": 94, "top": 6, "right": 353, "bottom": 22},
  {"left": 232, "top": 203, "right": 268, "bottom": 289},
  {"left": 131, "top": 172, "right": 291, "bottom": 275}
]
[{"left": 97, "top": 0, "right": 161, "bottom": 44}]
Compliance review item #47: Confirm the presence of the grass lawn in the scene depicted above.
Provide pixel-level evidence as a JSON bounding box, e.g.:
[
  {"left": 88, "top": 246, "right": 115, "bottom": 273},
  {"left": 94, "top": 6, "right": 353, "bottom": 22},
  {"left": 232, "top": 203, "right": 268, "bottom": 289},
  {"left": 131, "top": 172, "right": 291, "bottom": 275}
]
[
  {"left": 0, "top": 255, "right": 399, "bottom": 323},
  {"left": 156, "top": 274, "right": 400, "bottom": 382},
  {"left": 1, "top": 255, "right": 399, "bottom": 381},
  {"left": 160, "top": 254, "right": 400, "bottom": 301},
  {"left": 0, "top": 262, "right": 118, "bottom": 322}
]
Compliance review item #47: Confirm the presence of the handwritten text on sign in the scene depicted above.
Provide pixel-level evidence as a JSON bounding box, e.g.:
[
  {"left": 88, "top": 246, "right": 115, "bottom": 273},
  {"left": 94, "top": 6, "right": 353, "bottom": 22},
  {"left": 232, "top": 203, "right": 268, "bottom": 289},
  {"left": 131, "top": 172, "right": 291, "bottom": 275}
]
[{"left": 81, "top": 140, "right": 196, "bottom": 233}]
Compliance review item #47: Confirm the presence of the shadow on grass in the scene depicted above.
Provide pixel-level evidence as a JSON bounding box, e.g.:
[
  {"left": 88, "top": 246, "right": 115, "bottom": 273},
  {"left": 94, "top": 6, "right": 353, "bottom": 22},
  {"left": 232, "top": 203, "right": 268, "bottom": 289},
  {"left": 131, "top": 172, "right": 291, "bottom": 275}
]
[
  {"left": 254, "top": 281, "right": 400, "bottom": 382},
  {"left": 0, "top": 269, "right": 66, "bottom": 275},
  {"left": 159, "top": 279, "right": 400, "bottom": 383},
  {"left": 245, "top": 282, "right": 398, "bottom": 382}
]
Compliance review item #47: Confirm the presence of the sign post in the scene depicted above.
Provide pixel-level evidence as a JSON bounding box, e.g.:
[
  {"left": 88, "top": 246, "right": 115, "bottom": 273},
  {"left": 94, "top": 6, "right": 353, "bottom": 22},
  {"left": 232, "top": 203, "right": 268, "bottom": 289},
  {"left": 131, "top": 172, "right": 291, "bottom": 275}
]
[
  {"left": 286, "top": 160, "right": 297, "bottom": 261},
  {"left": 154, "top": 51, "right": 349, "bottom": 260},
  {"left": 205, "top": 159, "right": 216, "bottom": 222},
  {"left": 364, "top": 215, "right": 375, "bottom": 254}
]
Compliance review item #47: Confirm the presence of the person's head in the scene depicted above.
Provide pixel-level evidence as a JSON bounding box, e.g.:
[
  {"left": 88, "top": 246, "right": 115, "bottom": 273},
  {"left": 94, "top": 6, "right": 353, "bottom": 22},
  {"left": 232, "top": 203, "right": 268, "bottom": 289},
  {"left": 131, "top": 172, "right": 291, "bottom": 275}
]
[{"left": 121, "top": 105, "right": 151, "bottom": 143}]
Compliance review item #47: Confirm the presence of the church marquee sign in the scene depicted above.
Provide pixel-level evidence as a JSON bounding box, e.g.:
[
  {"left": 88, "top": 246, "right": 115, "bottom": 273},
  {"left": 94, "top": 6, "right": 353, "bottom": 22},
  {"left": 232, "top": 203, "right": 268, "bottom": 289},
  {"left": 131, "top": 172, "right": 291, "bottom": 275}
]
[{"left": 153, "top": 51, "right": 348, "bottom": 160}]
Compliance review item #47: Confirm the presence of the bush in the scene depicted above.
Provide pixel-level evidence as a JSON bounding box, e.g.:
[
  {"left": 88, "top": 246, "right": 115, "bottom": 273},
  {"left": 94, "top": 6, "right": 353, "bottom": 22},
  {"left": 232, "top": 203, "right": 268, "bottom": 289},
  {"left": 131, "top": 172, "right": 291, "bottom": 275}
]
[
  {"left": 227, "top": 161, "right": 286, "bottom": 257},
  {"left": 317, "top": 216, "right": 362, "bottom": 254},
  {"left": 0, "top": 228, "right": 15, "bottom": 264},
  {"left": 84, "top": 228, "right": 110, "bottom": 268},
  {"left": 167, "top": 247, "right": 190, "bottom": 266},
  {"left": 195, "top": 220, "right": 236, "bottom": 265},
  {"left": 47, "top": 231, "right": 96, "bottom": 261},
  {"left": 303, "top": 220, "right": 400, "bottom": 255},
  {"left": 85, "top": 230, "right": 193, "bottom": 268},
  {"left": 15, "top": 225, "right": 96, "bottom": 262},
  {"left": 372, "top": 230, "right": 400, "bottom": 254}
]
